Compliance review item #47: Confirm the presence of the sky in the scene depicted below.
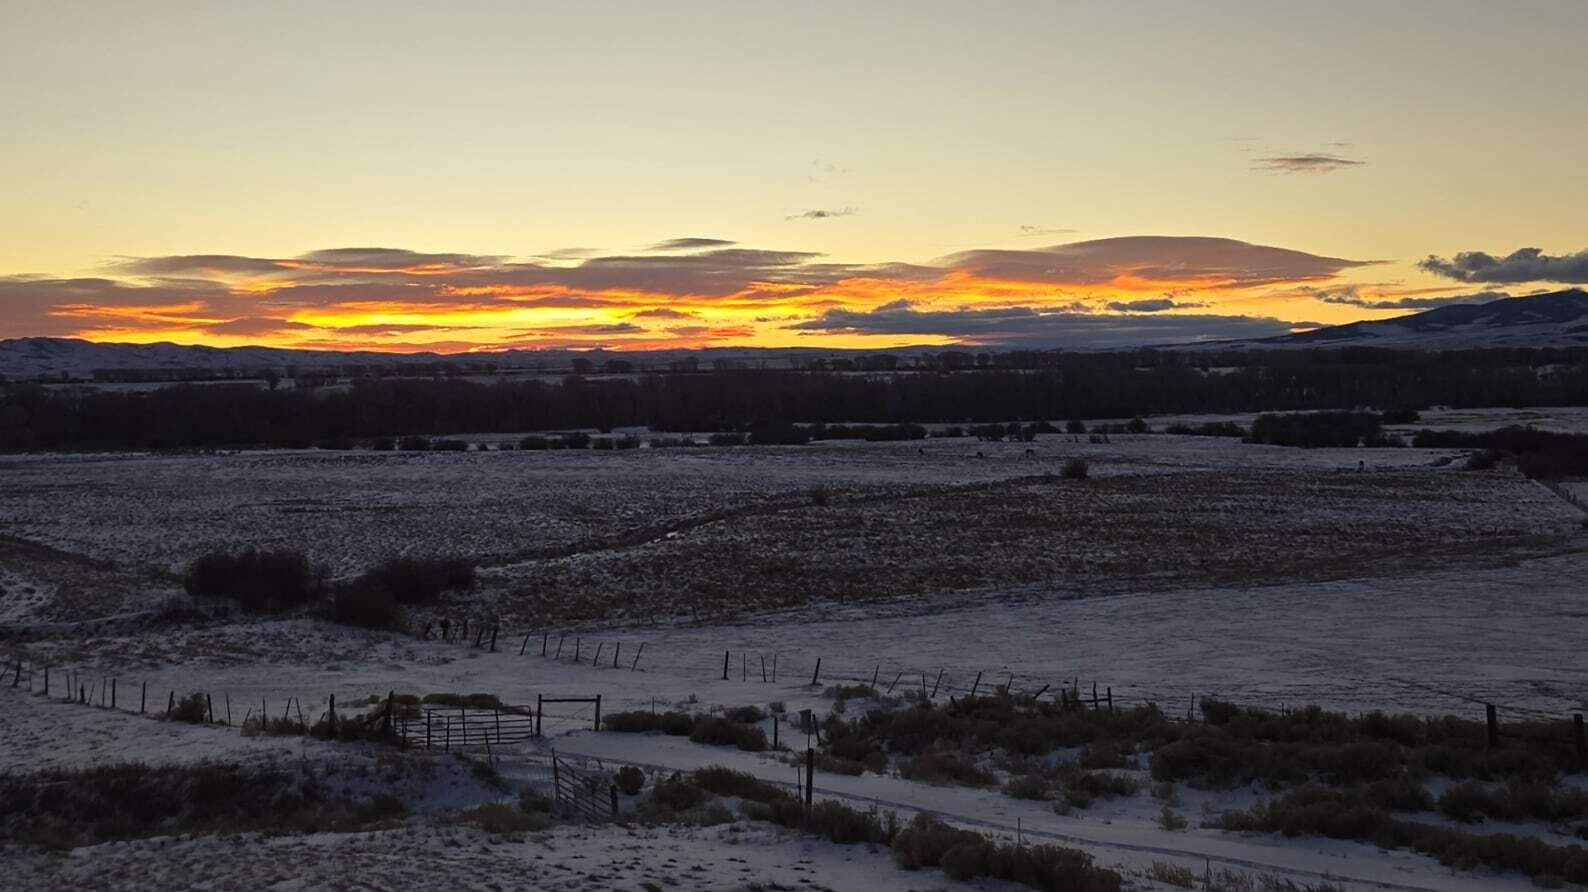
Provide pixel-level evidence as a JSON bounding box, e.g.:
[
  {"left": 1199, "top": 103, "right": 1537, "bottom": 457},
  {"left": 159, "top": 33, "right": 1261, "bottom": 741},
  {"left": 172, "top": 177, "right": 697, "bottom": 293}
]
[{"left": 2, "top": 1, "right": 1586, "bottom": 352}]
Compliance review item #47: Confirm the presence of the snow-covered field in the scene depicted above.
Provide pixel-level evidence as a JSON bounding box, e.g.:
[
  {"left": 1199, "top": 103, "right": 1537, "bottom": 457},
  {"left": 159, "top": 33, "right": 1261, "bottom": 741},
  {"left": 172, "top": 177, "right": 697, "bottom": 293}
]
[{"left": 4, "top": 430, "right": 1588, "bottom": 890}]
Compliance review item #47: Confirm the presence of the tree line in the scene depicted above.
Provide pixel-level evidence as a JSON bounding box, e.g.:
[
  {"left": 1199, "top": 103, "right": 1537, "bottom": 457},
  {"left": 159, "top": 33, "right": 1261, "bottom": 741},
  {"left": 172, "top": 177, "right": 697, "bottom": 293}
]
[{"left": 3, "top": 347, "right": 1588, "bottom": 450}]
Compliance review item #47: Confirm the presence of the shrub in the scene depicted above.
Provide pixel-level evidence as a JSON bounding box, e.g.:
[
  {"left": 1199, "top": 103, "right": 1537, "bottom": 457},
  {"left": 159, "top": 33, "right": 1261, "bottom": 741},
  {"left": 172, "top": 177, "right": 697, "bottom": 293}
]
[
  {"left": 327, "top": 584, "right": 405, "bottom": 631},
  {"left": 603, "top": 710, "right": 695, "bottom": 735},
  {"left": 561, "top": 432, "right": 592, "bottom": 449},
  {"left": 809, "top": 486, "right": 830, "bottom": 507},
  {"left": 1066, "top": 419, "right": 1088, "bottom": 434},
  {"left": 345, "top": 556, "right": 475, "bottom": 607},
  {"left": 1003, "top": 774, "right": 1052, "bottom": 801},
  {"left": 519, "top": 435, "right": 549, "bottom": 450},
  {"left": 1148, "top": 862, "right": 1196, "bottom": 887},
  {"left": 452, "top": 802, "right": 548, "bottom": 834},
  {"left": 648, "top": 774, "right": 709, "bottom": 811},
  {"left": 430, "top": 438, "right": 468, "bottom": 452},
  {"left": 1059, "top": 457, "right": 1089, "bottom": 480},
  {"left": 182, "top": 548, "right": 323, "bottom": 613},
  {"left": 723, "top": 705, "right": 766, "bottom": 724},
  {"left": 707, "top": 432, "right": 747, "bottom": 446},
  {"left": 167, "top": 692, "right": 211, "bottom": 723},
  {"left": 892, "top": 814, "right": 1120, "bottom": 891},
  {"left": 689, "top": 717, "right": 768, "bottom": 752},
  {"left": 1249, "top": 411, "right": 1383, "bottom": 449},
  {"left": 691, "top": 767, "right": 786, "bottom": 803},
  {"left": 897, "top": 751, "right": 996, "bottom": 787},
  {"left": 398, "top": 435, "right": 430, "bottom": 451},
  {"left": 1159, "top": 806, "right": 1188, "bottom": 831},
  {"left": 615, "top": 766, "right": 645, "bottom": 796},
  {"left": 519, "top": 788, "right": 553, "bottom": 814},
  {"left": 367, "top": 436, "right": 396, "bottom": 451}
]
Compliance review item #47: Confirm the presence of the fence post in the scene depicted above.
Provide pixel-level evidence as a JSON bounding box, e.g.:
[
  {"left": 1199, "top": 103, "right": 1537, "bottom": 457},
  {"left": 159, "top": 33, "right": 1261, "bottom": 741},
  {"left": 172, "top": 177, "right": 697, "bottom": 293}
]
[
  {"left": 887, "top": 671, "right": 903, "bottom": 695},
  {"left": 594, "top": 694, "right": 602, "bottom": 731},
  {"left": 140, "top": 681, "right": 145, "bottom": 713},
  {"left": 384, "top": 690, "right": 395, "bottom": 737},
  {"left": 805, "top": 748, "right": 814, "bottom": 813},
  {"left": 224, "top": 692, "right": 231, "bottom": 725},
  {"left": 970, "top": 671, "right": 982, "bottom": 698},
  {"left": 932, "top": 669, "right": 944, "bottom": 698},
  {"left": 1486, "top": 703, "right": 1499, "bottom": 747},
  {"left": 613, "top": 642, "right": 621, "bottom": 669},
  {"left": 631, "top": 642, "right": 644, "bottom": 671},
  {"left": 167, "top": 691, "right": 174, "bottom": 715},
  {"left": 328, "top": 694, "right": 336, "bottom": 725},
  {"left": 542, "top": 632, "right": 548, "bottom": 656},
  {"left": 520, "top": 633, "right": 531, "bottom": 656},
  {"left": 44, "top": 666, "right": 49, "bottom": 697},
  {"left": 592, "top": 642, "right": 604, "bottom": 667},
  {"left": 772, "top": 654, "right": 777, "bottom": 683},
  {"left": 722, "top": 650, "right": 730, "bottom": 681},
  {"left": 1575, "top": 714, "right": 1586, "bottom": 769},
  {"left": 1107, "top": 687, "right": 1114, "bottom": 713},
  {"left": 489, "top": 627, "right": 497, "bottom": 652},
  {"left": 206, "top": 693, "right": 214, "bottom": 723},
  {"left": 773, "top": 715, "right": 779, "bottom": 749},
  {"left": 111, "top": 678, "right": 117, "bottom": 710},
  {"left": 761, "top": 656, "right": 768, "bottom": 683},
  {"left": 872, "top": 664, "right": 880, "bottom": 687},
  {"left": 610, "top": 783, "right": 619, "bottom": 818},
  {"left": 810, "top": 658, "right": 821, "bottom": 687},
  {"left": 426, "top": 710, "right": 432, "bottom": 750},
  {"left": 536, "top": 694, "right": 543, "bottom": 737},
  {"left": 742, "top": 653, "right": 747, "bottom": 682},
  {"left": 555, "top": 635, "right": 565, "bottom": 659},
  {"left": 10, "top": 658, "right": 18, "bottom": 687}
]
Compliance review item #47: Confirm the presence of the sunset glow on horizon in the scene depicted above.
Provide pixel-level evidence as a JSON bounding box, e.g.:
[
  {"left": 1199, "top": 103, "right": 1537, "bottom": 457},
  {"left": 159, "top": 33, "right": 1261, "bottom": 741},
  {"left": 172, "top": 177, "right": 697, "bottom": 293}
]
[{"left": 4, "top": 2, "right": 1587, "bottom": 352}]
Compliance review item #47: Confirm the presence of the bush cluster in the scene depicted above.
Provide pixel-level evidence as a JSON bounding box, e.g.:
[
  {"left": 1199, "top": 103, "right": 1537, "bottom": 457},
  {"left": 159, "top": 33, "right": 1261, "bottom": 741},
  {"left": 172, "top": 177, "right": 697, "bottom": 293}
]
[
  {"left": 892, "top": 814, "right": 1122, "bottom": 891},
  {"left": 1211, "top": 785, "right": 1588, "bottom": 886},
  {"left": 183, "top": 548, "right": 324, "bottom": 613},
  {"left": 602, "top": 710, "right": 767, "bottom": 751},
  {"left": 0, "top": 763, "right": 402, "bottom": 849}
]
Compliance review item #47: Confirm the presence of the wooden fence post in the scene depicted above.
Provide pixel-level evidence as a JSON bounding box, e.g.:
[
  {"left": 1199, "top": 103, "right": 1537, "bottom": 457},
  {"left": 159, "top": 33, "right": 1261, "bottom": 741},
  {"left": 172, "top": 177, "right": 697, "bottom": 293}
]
[
  {"left": 631, "top": 642, "right": 644, "bottom": 671},
  {"left": 574, "top": 637, "right": 581, "bottom": 662},
  {"left": 167, "top": 691, "right": 174, "bottom": 715},
  {"left": 111, "top": 678, "right": 117, "bottom": 710},
  {"left": 610, "top": 783, "right": 619, "bottom": 818},
  {"left": 536, "top": 695, "right": 543, "bottom": 737},
  {"left": 613, "top": 642, "right": 621, "bottom": 669},
  {"left": 887, "top": 671, "right": 903, "bottom": 695},
  {"left": 542, "top": 632, "right": 548, "bottom": 656},
  {"left": 426, "top": 710, "right": 432, "bottom": 750},
  {"left": 140, "top": 681, "right": 145, "bottom": 713},
  {"left": 742, "top": 653, "right": 747, "bottom": 682},
  {"left": 43, "top": 666, "right": 49, "bottom": 697},
  {"left": 931, "top": 669, "right": 944, "bottom": 698},
  {"left": 772, "top": 715, "right": 779, "bottom": 749},
  {"left": 970, "top": 671, "right": 982, "bottom": 698},
  {"left": 593, "top": 642, "right": 604, "bottom": 667},
  {"left": 555, "top": 635, "right": 565, "bottom": 659},
  {"left": 328, "top": 694, "right": 336, "bottom": 725},
  {"left": 489, "top": 627, "right": 497, "bottom": 652},
  {"left": 761, "top": 656, "right": 768, "bottom": 683},
  {"left": 722, "top": 650, "right": 730, "bottom": 681},
  {"left": 871, "top": 664, "right": 880, "bottom": 687},
  {"left": 520, "top": 633, "right": 531, "bottom": 656},
  {"left": 594, "top": 694, "right": 602, "bottom": 731},
  {"left": 1575, "top": 714, "right": 1586, "bottom": 770},
  {"left": 1486, "top": 703, "right": 1499, "bottom": 747},
  {"left": 224, "top": 693, "right": 231, "bottom": 725},
  {"left": 772, "top": 654, "right": 777, "bottom": 683},
  {"left": 810, "top": 658, "right": 821, "bottom": 687},
  {"left": 805, "top": 748, "right": 815, "bottom": 813},
  {"left": 1107, "top": 687, "right": 1114, "bottom": 713},
  {"left": 206, "top": 693, "right": 214, "bottom": 723}
]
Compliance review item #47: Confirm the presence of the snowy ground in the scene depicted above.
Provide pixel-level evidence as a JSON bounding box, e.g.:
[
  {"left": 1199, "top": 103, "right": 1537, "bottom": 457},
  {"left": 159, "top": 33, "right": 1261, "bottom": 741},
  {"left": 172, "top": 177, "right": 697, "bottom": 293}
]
[{"left": 4, "top": 427, "right": 1588, "bottom": 889}]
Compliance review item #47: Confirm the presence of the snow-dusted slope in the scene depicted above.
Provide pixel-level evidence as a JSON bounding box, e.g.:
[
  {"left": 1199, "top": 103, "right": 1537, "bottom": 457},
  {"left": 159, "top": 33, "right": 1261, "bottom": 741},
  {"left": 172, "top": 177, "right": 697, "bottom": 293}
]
[{"left": 1238, "top": 288, "right": 1588, "bottom": 349}]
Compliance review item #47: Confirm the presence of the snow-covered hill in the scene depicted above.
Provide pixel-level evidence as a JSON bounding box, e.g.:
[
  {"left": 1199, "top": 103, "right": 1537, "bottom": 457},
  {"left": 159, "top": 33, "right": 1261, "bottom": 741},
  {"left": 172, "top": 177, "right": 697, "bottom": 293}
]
[{"left": 1236, "top": 288, "right": 1588, "bottom": 350}]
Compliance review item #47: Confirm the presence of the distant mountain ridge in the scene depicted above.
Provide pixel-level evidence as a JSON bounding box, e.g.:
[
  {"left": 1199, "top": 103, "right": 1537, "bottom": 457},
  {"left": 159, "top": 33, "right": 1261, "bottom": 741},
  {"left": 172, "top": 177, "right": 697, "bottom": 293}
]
[
  {"left": 1236, "top": 289, "right": 1588, "bottom": 349},
  {"left": 4, "top": 289, "right": 1586, "bottom": 378}
]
